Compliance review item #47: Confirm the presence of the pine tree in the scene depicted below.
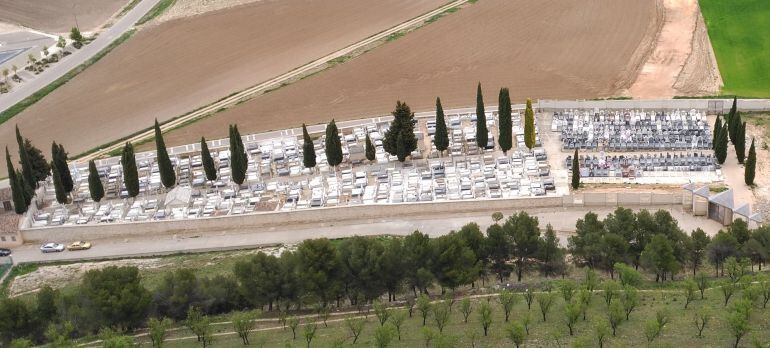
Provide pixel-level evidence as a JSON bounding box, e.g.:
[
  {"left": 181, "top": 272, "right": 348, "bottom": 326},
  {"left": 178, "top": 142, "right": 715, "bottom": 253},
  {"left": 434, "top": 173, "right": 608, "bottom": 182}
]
[
  {"left": 50, "top": 161, "right": 67, "bottom": 204},
  {"left": 325, "top": 120, "right": 343, "bottom": 167},
  {"left": 365, "top": 133, "right": 376, "bottom": 162},
  {"left": 200, "top": 137, "right": 217, "bottom": 182},
  {"left": 571, "top": 148, "right": 580, "bottom": 190},
  {"left": 229, "top": 125, "right": 248, "bottom": 186},
  {"left": 121, "top": 142, "right": 140, "bottom": 198},
  {"left": 383, "top": 101, "right": 418, "bottom": 161},
  {"left": 735, "top": 122, "right": 746, "bottom": 164},
  {"left": 715, "top": 124, "right": 729, "bottom": 164},
  {"left": 475, "top": 83, "right": 488, "bottom": 150},
  {"left": 712, "top": 115, "right": 722, "bottom": 149},
  {"left": 498, "top": 88, "right": 512, "bottom": 154},
  {"left": 88, "top": 160, "right": 104, "bottom": 203},
  {"left": 396, "top": 132, "right": 408, "bottom": 163},
  {"left": 5, "top": 147, "right": 27, "bottom": 214},
  {"left": 302, "top": 124, "right": 317, "bottom": 169},
  {"left": 745, "top": 138, "right": 756, "bottom": 186},
  {"left": 16, "top": 126, "right": 36, "bottom": 190},
  {"left": 524, "top": 99, "right": 536, "bottom": 150},
  {"left": 434, "top": 97, "right": 449, "bottom": 154},
  {"left": 154, "top": 119, "right": 176, "bottom": 189}
]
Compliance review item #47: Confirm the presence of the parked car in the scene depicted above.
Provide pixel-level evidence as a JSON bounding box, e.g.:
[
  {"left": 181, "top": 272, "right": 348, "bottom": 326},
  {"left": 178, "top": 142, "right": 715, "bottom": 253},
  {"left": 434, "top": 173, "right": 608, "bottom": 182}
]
[
  {"left": 0, "top": 248, "right": 11, "bottom": 257},
  {"left": 40, "top": 243, "right": 65, "bottom": 253},
  {"left": 67, "top": 241, "right": 92, "bottom": 251}
]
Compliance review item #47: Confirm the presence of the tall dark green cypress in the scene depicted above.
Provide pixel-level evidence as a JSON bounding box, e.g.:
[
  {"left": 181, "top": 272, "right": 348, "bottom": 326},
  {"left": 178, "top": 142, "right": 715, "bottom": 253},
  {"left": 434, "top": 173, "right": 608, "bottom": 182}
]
[
  {"left": 729, "top": 111, "right": 742, "bottom": 146},
  {"left": 571, "top": 148, "right": 580, "bottom": 190},
  {"left": 365, "top": 133, "right": 376, "bottom": 162},
  {"left": 6, "top": 147, "right": 27, "bottom": 214},
  {"left": 88, "top": 160, "right": 104, "bottom": 203},
  {"left": 16, "top": 125, "right": 35, "bottom": 190},
  {"left": 712, "top": 115, "right": 722, "bottom": 149},
  {"left": 396, "top": 132, "right": 408, "bottom": 163},
  {"left": 17, "top": 170, "right": 31, "bottom": 207},
  {"left": 200, "top": 137, "right": 217, "bottom": 182},
  {"left": 51, "top": 142, "right": 73, "bottom": 193},
  {"left": 50, "top": 161, "right": 67, "bottom": 204},
  {"left": 14, "top": 171, "right": 29, "bottom": 213},
  {"left": 715, "top": 124, "right": 728, "bottom": 164},
  {"left": 154, "top": 119, "right": 176, "bottom": 189},
  {"left": 498, "top": 88, "right": 512, "bottom": 154},
  {"left": 434, "top": 97, "right": 449, "bottom": 155},
  {"left": 121, "top": 142, "right": 140, "bottom": 198},
  {"left": 382, "top": 101, "right": 418, "bottom": 161},
  {"left": 524, "top": 99, "right": 536, "bottom": 150},
  {"left": 325, "top": 120, "right": 343, "bottom": 167},
  {"left": 302, "top": 124, "right": 316, "bottom": 169},
  {"left": 475, "top": 83, "right": 488, "bottom": 150},
  {"left": 728, "top": 97, "right": 737, "bottom": 120},
  {"left": 229, "top": 124, "right": 247, "bottom": 186},
  {"left": 745, "top": 138, "right": 756, "bottom": 186},
  {"left": 735, "top": 122, "right": 746, "bottom": 164}
]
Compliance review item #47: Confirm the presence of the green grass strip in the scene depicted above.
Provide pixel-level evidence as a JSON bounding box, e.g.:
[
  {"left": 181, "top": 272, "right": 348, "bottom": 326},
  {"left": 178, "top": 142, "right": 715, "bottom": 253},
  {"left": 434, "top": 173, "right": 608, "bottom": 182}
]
[{"left": 137, "top": 0, "right": 177, "bottom": 25}]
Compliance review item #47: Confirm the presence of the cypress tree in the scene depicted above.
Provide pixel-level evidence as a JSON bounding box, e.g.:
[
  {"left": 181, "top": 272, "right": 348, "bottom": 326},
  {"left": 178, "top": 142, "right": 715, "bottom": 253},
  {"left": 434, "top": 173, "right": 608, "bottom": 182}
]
[
  {"left": 6, "top": 147, "right": 27, "bottom": 214},
  {"left": 712, "top": 115, "right": 722, "bottom": 149},
  {"left": 88, "top": 160, "right": 104, "bottom": 203},
  {"left": 121, "top": 142, "right": 140, "bottom": 198},
  {"left": 715, "top": 125, "right": 728, "bottom": 164},
  {"left": 475, "top": 83, "right": 488, "bottom": 150},
  {"left": 22, "top": 139, "right": 50, "bottom": 183},
  {"left": 735, "top": 122, "right": 746, "bottom": 164},
  {"left": 383, "top": 101, "right": 418, "bottom": 161},
  {"left": 200, "top": 137, "right": 217, "bottom": 182},
  {"left": 434, "top": 97, "right": 449, "bottom": 154},
  {"left": 16, "top": 125, "right": 35, "bottom": 190},
  {"left": 498, "top": 88, "right": 512, "bottom": 154},
  {"left": 571, "top": 148, "right": 580, "bottom": 190},
  {"left": 396, "top": 132, "right": 408, "bottom": 162},
  {"left": 302, "top": 124, "right": 317, "bottom": 169},
  {"left": 524, "top": 98, "right": 536, "bottom": 149},
  {"left": 229, "top": 124, "right": 248, "bottom": 186},
  {"left": 745, "top": 138, "right": 756, "bottom": 186},
  {"left": 325, "top": 120, "right": 343, "bottom": 167},
  {"left": 51, "top": 142, "right": 73, "bottom": 193},
  {"left": 729, "top": 111, "right": 742, "bottom": 146},
  {"left": 17, "top": 170, "right": 31, "bottom": 207},
  {"left": 365, "top": 133, "right": 376, "bottom": 162},
  {"left": 154, "top": 119, "right": 176, "bottom": 189},
  {"left": 51, "top": 161, "right": 67, "bottom": 204},
  {"left": 728, "top": 97, "right": 737, "bottom": 121}
]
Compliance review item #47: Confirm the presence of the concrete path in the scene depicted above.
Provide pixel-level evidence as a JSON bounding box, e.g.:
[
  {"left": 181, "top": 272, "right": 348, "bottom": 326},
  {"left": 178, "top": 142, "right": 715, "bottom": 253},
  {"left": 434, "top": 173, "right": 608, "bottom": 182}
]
[
  {"left": 10, "top": 206, "right": 724, "bottom": 263},
  {"left": 0, "top": 0, "right": 163, "bottom": 112}
]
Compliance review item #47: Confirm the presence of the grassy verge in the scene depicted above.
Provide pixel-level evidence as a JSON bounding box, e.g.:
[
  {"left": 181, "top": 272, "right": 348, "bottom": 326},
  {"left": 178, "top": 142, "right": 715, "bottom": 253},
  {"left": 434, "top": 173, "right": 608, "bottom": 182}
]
[
  {"left": 0, "top": 30, "right": 136, "bottom": 126},
  {"left": 699, "top": 0, "right": 770, "bottom": 97},
  {"left": 0, "top": 263, "right": 38, "bottom": 298},
  {"left": 117, "top": 0, "right": 143, "bottom": 18},
  {"left": 137, "top": 0, "right": 177, "bottom": 25}
]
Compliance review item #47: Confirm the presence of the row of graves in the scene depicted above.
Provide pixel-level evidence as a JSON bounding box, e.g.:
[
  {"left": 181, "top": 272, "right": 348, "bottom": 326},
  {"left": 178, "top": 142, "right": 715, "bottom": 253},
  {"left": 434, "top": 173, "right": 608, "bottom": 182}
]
[
  {"left": 552, "top": 109, "right": 721, "bottom": 184},
  {"left": 30, "top": 112, "right": 558, "bottom": 227}
]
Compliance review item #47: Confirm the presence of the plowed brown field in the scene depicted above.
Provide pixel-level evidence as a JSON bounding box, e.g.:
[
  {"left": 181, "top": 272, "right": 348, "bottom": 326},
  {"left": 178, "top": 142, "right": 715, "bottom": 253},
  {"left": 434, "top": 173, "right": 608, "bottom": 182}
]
[
  {"left": 162, "top": 0, "right": 662, "bottom": 147},
  {"left": 0, "top": 0, "right": 127, "bottom": 32},
  {"left": 0, "top": 0, "right": 449, "bottom": 175}
]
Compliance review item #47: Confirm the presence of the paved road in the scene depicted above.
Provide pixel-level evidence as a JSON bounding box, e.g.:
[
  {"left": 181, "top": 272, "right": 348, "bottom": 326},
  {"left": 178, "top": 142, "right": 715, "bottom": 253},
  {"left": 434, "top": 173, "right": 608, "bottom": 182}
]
[
  {"left": 10, "top": 206, "right": 723, "bottom": 263},
  {"left": 0, "top": 0, "right": 163, "bottom": 113}
]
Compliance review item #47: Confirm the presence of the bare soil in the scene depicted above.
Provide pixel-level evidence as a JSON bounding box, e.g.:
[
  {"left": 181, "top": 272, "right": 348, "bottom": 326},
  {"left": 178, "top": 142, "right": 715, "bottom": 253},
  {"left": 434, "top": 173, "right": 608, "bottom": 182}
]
[
  {"left": 0, "top": 0, "right": 448, "bottom": 176},
  {"left": 154, "top": 0, "right": 263, "bottom": 23},
  {"left": 162, "top": 0, "right": 662, "bottom": 147},
  {"left": 0, "top": 0, "right": 127, "bottom": 33},
  {"left": 628, "top": 0, "right": 722, "bottom": 98}
]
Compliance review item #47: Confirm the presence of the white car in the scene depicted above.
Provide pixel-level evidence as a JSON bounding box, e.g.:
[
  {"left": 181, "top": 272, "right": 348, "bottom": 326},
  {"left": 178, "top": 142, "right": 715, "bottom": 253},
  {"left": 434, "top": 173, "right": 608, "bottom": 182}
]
[{"left": 40, "top": 243, "right": 65, "bottom": 253}]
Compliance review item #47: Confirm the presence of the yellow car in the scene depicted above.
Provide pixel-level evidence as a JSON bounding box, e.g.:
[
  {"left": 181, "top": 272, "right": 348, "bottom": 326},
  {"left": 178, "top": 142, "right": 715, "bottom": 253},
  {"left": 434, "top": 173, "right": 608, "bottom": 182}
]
[{"left": 67, "top": 241, "right": 92, "bottom": 251}]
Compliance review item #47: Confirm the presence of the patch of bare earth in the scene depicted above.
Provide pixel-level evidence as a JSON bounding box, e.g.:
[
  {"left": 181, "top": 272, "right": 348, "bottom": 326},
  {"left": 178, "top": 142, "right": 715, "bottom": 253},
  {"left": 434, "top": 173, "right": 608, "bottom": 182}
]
[
  {"left": 154, "top": 0, "right": 263, "bottom": 23},
  {"left": 162, "top": 0, "right": 662, "bottom": 147},
  {"left": 0, "top": 0, "right": 127, "bottom": 33},
  {"left": 8, "top": 258, "right": 168, "bottom": 297},
  {"left": 628, "top": 0, "right": 723, "bottom": 98},
  {"left": 0, "top": 0, "right": 449, "bottom": 177}
]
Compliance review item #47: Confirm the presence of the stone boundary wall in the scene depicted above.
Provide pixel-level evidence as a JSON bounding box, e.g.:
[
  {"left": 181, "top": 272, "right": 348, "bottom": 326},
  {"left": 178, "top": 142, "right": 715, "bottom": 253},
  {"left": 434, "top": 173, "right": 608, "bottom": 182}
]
[{"left": 21, "top": 192, "right": 684, "bottom": 243}]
